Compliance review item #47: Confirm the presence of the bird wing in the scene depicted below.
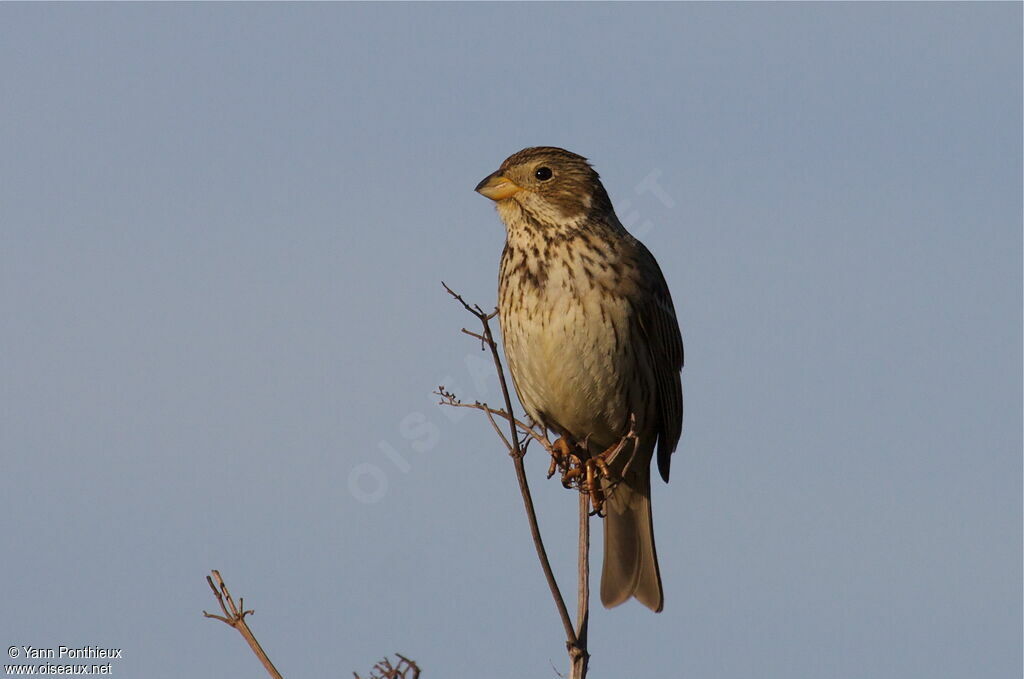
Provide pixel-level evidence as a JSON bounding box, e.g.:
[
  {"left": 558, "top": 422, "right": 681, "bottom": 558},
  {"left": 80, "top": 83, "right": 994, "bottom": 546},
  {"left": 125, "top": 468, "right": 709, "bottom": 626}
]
[{"left": 635, "top": 247, "right": 684, "bottom": 483}]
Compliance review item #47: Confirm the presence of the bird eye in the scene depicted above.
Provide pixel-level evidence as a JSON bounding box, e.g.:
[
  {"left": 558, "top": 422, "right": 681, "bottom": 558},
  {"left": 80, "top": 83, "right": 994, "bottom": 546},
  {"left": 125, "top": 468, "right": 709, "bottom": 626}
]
[{"left": 534, "top": 167, "right": 553, "bottom": 181}]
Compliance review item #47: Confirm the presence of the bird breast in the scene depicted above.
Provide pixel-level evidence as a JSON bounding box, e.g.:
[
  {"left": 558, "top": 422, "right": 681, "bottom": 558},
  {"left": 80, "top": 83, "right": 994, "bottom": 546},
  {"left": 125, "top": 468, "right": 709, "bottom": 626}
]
[{"left": 499, "top": 239, "right": 642, "bottom": 450}]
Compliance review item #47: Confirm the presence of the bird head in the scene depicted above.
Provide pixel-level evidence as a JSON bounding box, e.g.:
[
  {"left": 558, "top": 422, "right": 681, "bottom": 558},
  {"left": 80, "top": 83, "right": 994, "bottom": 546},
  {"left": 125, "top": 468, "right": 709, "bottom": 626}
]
[{"left": 475, "top": 147, "right": 613, "bottom": 225}]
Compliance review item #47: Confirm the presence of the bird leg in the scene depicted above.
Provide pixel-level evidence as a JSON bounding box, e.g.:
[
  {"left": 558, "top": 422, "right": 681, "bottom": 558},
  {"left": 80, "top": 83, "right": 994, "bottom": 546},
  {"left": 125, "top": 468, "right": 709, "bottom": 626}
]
[
  {"left": 582, "top": 447, "right": 618, "bottom": 516},
  {"left": 583, "top": 430, "right": 639, "bottom": 516}
]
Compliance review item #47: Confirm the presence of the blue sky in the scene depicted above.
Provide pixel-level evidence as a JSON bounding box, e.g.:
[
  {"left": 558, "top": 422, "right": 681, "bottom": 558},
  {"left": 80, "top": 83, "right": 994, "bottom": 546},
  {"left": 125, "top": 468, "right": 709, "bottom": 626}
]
[{"left": 1, "top": 4, "right": 1020, "bottom": 678}]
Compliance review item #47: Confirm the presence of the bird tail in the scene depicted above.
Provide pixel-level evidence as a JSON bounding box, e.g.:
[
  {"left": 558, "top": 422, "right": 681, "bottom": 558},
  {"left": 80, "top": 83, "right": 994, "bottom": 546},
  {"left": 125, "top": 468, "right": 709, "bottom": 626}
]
[{"left": 599, "top": 467, "right": 664, "bottom": 612}]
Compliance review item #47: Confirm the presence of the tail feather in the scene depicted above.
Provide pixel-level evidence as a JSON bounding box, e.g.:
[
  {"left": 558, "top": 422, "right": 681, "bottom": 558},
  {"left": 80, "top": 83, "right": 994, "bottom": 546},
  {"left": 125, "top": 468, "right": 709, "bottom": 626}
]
[{"left": 599, "top": 468, "right": 663, "bottom": 612}]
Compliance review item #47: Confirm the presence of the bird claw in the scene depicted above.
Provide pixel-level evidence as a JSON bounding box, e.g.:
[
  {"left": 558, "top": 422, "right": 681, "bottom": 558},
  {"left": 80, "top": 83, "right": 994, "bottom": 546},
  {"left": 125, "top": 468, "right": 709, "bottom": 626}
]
[
  {"left": 550, "top": 438, "right": 588, "bottom": 489},
  {"left": 561, "top": 466, "right": 584, "bottom": 489},
  {"left": 584, "top": 457, "right": 609, "bottom": 516},
  {"left": 547, "top": 437, "right": 576, "bottom": 480}
]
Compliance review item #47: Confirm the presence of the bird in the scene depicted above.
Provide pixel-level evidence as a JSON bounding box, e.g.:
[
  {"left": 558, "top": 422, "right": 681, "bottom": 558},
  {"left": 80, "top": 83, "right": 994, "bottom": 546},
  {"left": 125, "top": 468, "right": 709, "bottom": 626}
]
[{"left": 475, "top": 146, "right": 684, "bottom": 612}]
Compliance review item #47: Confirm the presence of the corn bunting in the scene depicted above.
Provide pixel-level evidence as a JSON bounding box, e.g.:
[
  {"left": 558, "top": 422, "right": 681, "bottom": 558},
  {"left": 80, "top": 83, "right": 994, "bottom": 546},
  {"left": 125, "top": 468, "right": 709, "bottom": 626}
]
[{"left": 476, "top": 147, "right": 684, "bottom": 612}]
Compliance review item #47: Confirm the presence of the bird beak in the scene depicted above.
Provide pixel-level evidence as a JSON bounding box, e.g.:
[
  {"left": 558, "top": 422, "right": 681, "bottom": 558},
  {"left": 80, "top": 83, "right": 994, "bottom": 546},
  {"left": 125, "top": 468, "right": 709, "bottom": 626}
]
[{"left": 475, "top": 172, "right": 523, "bottom": 201}]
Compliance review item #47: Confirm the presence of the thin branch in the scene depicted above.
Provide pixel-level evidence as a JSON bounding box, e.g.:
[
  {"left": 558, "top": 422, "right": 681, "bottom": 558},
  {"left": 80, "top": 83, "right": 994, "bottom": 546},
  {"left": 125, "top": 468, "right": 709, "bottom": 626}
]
[
  {"left": 203, "top": 570, "right": 283, "bottom": 679},
  {"left": 481, "top": 404, "right": 514, "bottom": 452},
  {"left": 570, "top": 491, "right": 591, "bottom": 679},
  {"left": 441, "top": 282, "right": 579, "bottom": 649},
  {"left": 434, "top": 387, "right": 554, "bottom": 455},
  {"left": 460, "top": 328, "right": 489, "bottom": 345}
]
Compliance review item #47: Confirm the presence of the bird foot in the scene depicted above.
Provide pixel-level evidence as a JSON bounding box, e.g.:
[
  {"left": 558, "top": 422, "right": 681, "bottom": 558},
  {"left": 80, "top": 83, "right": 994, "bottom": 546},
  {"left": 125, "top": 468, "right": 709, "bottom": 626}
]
[{"left": 546, "top": 436, "right": 621, "bottom": 517}]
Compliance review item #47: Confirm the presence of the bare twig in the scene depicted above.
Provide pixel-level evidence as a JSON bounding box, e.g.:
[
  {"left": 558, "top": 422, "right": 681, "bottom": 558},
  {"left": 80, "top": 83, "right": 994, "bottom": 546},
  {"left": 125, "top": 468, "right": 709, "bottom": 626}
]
[
  {"left": 203, "top": 570, "right": 283, "bottom": 679},
  {"left": 434, "top": 386, "right": 554, "bottom": 455},
  {"left": 571, "top": 491, "right": 591, "bottom": 679},
  {"left": 440, "top": 282, "right": 585, "bottom": 673}
]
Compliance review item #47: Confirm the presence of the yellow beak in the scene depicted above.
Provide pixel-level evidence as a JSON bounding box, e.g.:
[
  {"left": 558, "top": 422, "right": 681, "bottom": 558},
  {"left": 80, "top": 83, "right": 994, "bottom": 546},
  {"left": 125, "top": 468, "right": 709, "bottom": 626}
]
[{"left": 475, "top": 172, "right": 523, "bottom": 201}]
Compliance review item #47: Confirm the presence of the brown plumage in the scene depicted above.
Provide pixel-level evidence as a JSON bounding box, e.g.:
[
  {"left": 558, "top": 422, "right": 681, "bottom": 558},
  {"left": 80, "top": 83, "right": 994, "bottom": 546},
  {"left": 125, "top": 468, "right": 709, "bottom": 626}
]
[{"left": 476, "top": 147, "right": 684, "bottom": 612}]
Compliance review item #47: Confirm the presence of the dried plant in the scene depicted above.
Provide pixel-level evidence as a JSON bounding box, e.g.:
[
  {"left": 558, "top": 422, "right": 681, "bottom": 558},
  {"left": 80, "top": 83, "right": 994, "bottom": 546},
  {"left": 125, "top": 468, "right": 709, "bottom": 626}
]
[
  {"left": 353, "top": 654, "right": 421, "bottom": 679},
  {"left": 203, "top": 283, "right": 605, "bottom": 679},
  {"left": 437, "top": 282, "right": 597, "bottom": 679},
  {"left": 203, "top": 570, "right": 283, "bottom": 679},
  {"left": 204, "top": 570, "right": 419, "bottom": 679}
]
